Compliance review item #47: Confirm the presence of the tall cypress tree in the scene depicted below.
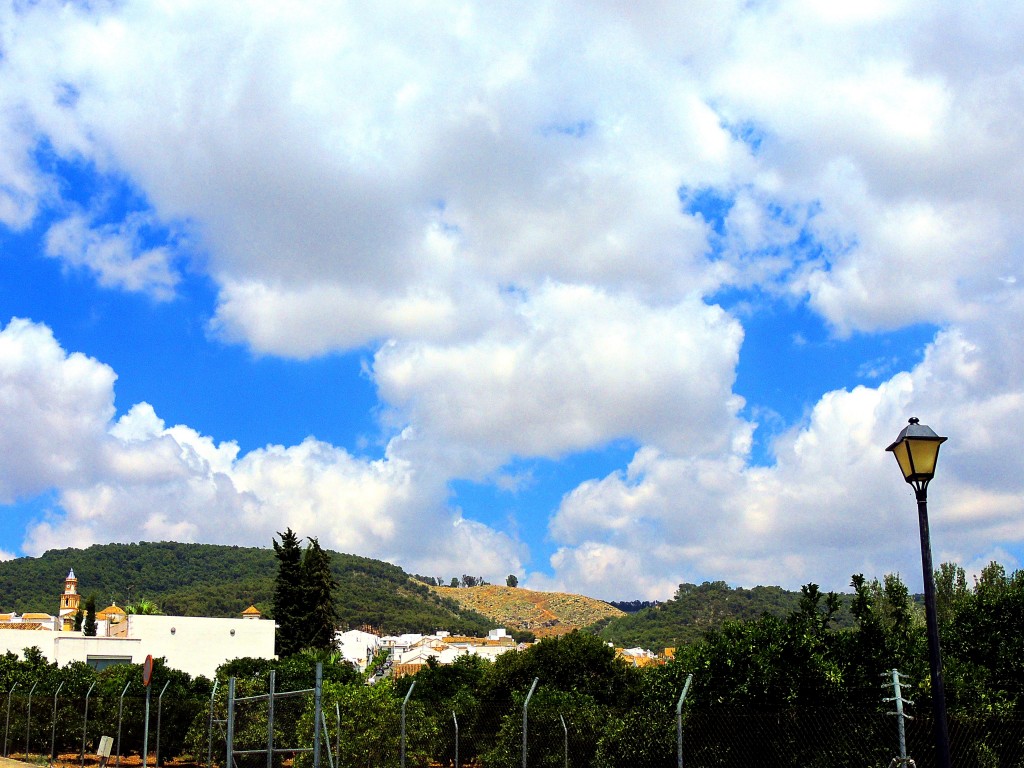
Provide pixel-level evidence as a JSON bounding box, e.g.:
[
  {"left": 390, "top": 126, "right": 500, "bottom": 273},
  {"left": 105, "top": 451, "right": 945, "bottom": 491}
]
[
  {"left": 301, "top": 537, "right": 338, "bottom": 651},
  {"left": 83, "top": 595, "right": 97, "bottom": 637},
  {"left": 273, "top": 528, "right": 304, "bottom": 657}
]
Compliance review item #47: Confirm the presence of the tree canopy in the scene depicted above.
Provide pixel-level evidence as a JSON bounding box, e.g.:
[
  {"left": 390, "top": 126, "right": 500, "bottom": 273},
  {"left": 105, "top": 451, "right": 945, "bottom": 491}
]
[
  {"left": 273, "top": 528, "right": 305, "bottom": 657},
  {"left": 301, "top": 536, "right": 338, "bottom": 651}
]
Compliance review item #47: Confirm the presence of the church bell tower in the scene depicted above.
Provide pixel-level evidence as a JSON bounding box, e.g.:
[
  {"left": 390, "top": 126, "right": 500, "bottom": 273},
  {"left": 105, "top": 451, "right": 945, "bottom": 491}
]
[{"left": 59, "top": 568, "right": 81, "bottom": 631}]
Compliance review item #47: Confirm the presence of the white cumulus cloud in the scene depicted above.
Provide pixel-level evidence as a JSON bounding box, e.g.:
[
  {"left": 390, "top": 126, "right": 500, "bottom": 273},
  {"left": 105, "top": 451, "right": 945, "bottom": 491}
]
[
  {"left": 374, "top": 283, "right": 749, "bottom": 474},
  {"left": 1, "top": 1, "right": 1024, "bottom": 598},
  {"left": 542, "top": 308, "right": 1024, "bottom": 599},
  {"left": 3, "top": 318, "right": 521, "bottom": 579}
]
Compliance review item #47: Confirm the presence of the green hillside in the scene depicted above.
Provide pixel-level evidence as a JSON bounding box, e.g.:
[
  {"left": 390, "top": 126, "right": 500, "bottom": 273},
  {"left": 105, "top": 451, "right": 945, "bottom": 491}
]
[
  {"left": 595, "top": 580, "right": 856, "bottom": 650},
  {"left": 0, "top": 541, "right": 493, "bottom": 635},
  {"left": 1, "top": 542, "right": 865, "bottom": 648}
]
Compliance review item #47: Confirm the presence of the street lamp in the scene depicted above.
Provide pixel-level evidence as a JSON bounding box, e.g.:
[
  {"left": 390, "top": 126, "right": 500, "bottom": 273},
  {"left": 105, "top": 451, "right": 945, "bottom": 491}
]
[{"left": 886, "top": 417, "right": 950, "bottom": 768}]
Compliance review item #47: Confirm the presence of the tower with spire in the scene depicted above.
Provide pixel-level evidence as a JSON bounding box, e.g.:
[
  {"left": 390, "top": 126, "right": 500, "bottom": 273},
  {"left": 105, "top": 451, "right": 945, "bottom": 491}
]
[{"left": 59, "top": 568, "right": 81, "bottom": 631}]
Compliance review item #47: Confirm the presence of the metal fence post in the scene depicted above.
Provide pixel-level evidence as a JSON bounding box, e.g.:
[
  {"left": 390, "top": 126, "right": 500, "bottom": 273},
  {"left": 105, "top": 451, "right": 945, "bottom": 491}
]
[
  {"left": 155, "top": 681, "right": 170, "bottom": 768},
  {"left": 313, "top": 663, "right": 322, "bottom": 768},
  {"left": 400, "top": 680, "right": 415, "bottom": 768},
  {"left": 522, "top": 678, "right": 538, "bottom": 768},
  {"left": 116, "top": 681, "right": 130, "bottom": 768},
  {"left": 81, "top": 682, "right": 95, "bottom": 768},
  {"left": 25, "top": 681, "right": 38, "bottom": 759},
  {"left": 50, "top": 680, "right": 65, "bottom": 762},
  {"left": 452, "top": 711, "right": 458, "bottom": 768},
  {"left": 266, "top": 671, "right": 275, "bottom": 768},
  {"left": 206, "top": 679, "right": 219, "bottom": 768},
  {"left": 319, "top": 710, "right": 334, "bottom": 768},
  {"left": 225, "top": 678, "right": 236, "bottom": 768},
  {"left": 143, "top": 682, "right": 152, "bottom": 767},
  {"left": 676, "top": 673, "right": 693, "bottom": 768},
  {"left": 334, "top": 701, "right": 340, "bottom": 768},
  {"left": 4, "top": 682, "right": 18, "bottom": 757}
]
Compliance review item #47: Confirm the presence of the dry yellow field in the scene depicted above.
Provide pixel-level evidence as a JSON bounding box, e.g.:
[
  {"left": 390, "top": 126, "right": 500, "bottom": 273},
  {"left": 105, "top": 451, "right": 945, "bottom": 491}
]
[{"left": 431, "top": 584, "right": 624, "bottom": 637}]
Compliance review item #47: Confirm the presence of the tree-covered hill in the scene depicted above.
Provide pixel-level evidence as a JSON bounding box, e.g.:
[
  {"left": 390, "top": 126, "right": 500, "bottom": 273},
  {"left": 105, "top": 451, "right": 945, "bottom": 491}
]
[
  {"left": 0, "top": 541, "right": 493, "bottom": 635},
  {"left": 0, "top": 542, "right": 867, "bottom": 646},
  {"left": 594, "top": 580, "right": 856, "bottom": 650}
]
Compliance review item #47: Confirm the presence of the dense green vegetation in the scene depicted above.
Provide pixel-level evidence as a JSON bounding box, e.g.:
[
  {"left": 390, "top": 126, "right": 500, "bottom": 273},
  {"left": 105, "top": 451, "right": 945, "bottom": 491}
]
[
  {"left": 0, "top": 541, "right": 278, "bottom": 614},
  {"left": 0, "top": 541, "right": 494, "bottom": 635},
  {"left": 311, "top": 564, "right": 1024, "bottom": 766},
  {"left": 3, "top": 562, "right": 1024, "bottom": 766},
  {"left": 389, "top": 564, "right": 1024, "bottom": 766},
  {"left": 2, "top": 541, "right": 874, "bottom": 647},
  {"left": 0, "top": 648, "right": 209, "bottom": 762},
  {"left": 595, "top": 579, "right": 857, "bottom": 649}
]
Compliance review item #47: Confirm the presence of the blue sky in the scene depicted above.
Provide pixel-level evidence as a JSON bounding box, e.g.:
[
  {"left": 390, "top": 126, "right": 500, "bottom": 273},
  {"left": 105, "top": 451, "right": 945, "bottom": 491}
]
[{"left": 1, "top": 1, "right": 1023, "bottom": 600}]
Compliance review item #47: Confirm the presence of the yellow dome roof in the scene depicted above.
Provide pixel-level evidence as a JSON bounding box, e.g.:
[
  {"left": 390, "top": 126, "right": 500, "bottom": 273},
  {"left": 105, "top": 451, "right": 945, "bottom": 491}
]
[
  {"left": 242, "top": 605, "right": 262, "bottom": 616},
  {"left": 98, "top": 604, "right": 126, "bottom": 621}
]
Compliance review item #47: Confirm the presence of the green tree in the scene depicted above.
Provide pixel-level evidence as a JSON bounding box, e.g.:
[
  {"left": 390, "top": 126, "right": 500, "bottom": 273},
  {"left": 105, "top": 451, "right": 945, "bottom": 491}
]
[
  {"left": 840, "top": 573, "right": 925, "bottom": 711},
  {"left": 125, "top": 597, "right": 163, "bottom": 614},
  {"left": 297, "top": 678, "right": 432, "bottom": 768},
  {"left": 674, "top": 583, "right": 846, "bottom": 709},
  {"left": 72, "top": 607, "right": 84, "bottom": 631},
  {"left": 394, "top": 654, "right": 490, "bottom": 765},
  {"left": 506, "top": 574, "right": 519, "bottom": 588},
  {"left": 273, "top": 528, "right": 304, "bottom": 657},
  {"left": 83, "top": 594, "right": 97, "bottom": 636},
  {"left": 482, "top": 686, "right": 604, "bottom": 768},
  {"left": 942, "top": 562, "right": 1024, "bottom": 715},
  {"left": 935, "top": 561, "right": 970, "bottom": 629},
  {"left": 301, "top": 537, "right": 338, "bottom": 651},
  {"left": 476, "top": 630, "right": 639, "bottom": 762},
  {"left": 483, "top": 630, "right": 636, "bottom": 706},
  {"left": 594, "top": 659, "right": 694, "bottom": 768}
]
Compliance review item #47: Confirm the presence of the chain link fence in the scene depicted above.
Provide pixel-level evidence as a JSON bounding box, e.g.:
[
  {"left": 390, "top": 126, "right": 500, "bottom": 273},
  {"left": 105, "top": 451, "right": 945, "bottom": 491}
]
[
  {"left": 6, "top": 671, "right": 1024, "bottom": 768},
  {"left": 1, "top": 686, "right": 206, "bottom": 767}
]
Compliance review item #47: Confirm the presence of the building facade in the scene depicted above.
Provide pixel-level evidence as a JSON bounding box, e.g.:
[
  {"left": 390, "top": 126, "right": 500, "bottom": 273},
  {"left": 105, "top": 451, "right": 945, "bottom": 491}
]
[{"left": 0, "top": 571, "right": 275, "bottom": 678}]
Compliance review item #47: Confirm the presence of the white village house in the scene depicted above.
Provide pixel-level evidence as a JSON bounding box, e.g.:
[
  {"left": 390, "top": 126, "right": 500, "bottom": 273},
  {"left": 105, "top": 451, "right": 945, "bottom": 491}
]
[{"left": 336, "top": 627, "right": 522, "bottom": 676}]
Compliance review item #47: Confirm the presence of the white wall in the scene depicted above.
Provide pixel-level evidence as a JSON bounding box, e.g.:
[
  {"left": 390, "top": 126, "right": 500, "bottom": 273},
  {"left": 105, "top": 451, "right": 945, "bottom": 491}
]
[
  {"left": 0, "top": 615, "right": 276, "bottom": 679},
  {"left": 336, "top": 629, "right": 379, "bottom": 669},
  {"left": 0, "top": 629, "right": 58, "bottom": 662},
  {"left": 114, "top": 614, "right": 276, "bottom": 678}
]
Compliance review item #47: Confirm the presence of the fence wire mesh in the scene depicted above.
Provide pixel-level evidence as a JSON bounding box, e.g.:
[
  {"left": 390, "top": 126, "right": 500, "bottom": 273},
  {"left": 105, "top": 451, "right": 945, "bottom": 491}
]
[
  {"left": 221, "top": 694, "right": 1024, "bottom": 768},
  {"left": 6, "top": 684, "right": 1024, "bottom": 768},
  {"left": 2, "top": 692, "right": 206, "bottom": 767}
]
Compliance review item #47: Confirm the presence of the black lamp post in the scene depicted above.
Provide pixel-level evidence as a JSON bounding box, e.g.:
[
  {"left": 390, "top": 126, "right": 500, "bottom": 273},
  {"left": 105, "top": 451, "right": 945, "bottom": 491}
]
[{"left": 886, "top": 417, "right": 950, "bottom": 768}]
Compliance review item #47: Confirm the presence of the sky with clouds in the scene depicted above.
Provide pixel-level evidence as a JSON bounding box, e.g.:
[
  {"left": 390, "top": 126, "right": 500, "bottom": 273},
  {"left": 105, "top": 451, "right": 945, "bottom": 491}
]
[{"left": 1, "top": 0, "right": 1023, "bottom": 600}]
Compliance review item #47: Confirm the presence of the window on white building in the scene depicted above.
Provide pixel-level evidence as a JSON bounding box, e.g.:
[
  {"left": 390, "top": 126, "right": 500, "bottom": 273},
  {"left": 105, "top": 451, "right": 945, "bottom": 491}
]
[{"left": 86, "top": 655, "right": 133, "bottom": 671}]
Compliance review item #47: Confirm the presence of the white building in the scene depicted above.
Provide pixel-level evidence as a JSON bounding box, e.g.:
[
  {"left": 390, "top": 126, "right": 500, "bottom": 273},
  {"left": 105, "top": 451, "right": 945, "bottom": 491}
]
[
  {"left": 387, "top": 628, "right": 519, "bottom": 677},
  {"left": 0, "top": 573, "right": 275, "bottom": 678},
  {"left": 379, "top": 632, "right": 427, "bottom": 654},
  {"left": 0, "top": 612, "right": 60, "bottom": 631},
  {"left": 335, "top": 629, "right": 381, "bottom": 671},
  {"left": 0, "top": 611, "right": 276, "bottom": 678}
]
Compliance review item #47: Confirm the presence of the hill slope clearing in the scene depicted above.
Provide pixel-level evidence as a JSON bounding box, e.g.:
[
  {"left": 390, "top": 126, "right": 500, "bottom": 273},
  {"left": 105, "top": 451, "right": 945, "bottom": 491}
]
[{"left": 431, "top": 584, "right": 624, "bottom": 637}]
